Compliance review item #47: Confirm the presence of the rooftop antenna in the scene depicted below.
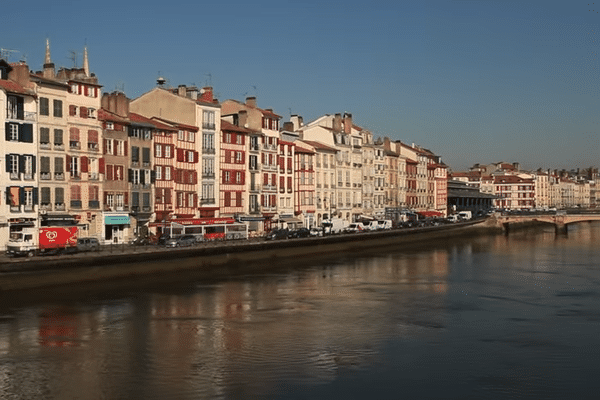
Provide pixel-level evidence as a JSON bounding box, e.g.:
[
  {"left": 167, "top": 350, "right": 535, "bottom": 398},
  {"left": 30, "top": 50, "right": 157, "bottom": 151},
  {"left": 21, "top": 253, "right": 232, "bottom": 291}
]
[
  {"left": 205, "top": 73, "right": 212, "bottom": 87},
  {"left": 68, "top": 50, "right": 78, "bottom": 68},
  {"left": 0, "top": 48, "right": 19, "bottom": 61},
  {"left": 252, "top": 85, "right": 258, "bottom": 96},
  {"left": 115, "top": 81, "right": 125, "bottom": 93},
  {"left": 288, "top": 107, "right": 292, "bottom": 118}
]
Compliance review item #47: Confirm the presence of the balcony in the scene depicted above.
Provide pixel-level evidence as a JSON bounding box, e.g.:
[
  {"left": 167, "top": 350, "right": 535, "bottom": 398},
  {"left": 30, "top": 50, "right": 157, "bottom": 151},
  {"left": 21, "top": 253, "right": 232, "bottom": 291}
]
[
  {"left": 10, "top": 172, "right": 19, "bottom": 180},
  {"left": 202, "top": 123, "right": 216, "bottom": 130},
  {"left": 202, "top": 147, "right": 215, "bottom": 154},
  {"left": 88, "top": 200, "right": 100, "bottom": 209},
  {"left": 40, "top": 203, "right": 52, "bottom": 211},
  {"left": 54, "top": 172, "right": 65, "bottom": 181},
  {"left": 40, "top": 142, "right": 51, "bottom": 150},
  {"left": 250, "top": 184, "right": 261, "bottom": 192},
  {"left": 55, "top": 203, "right": 66, "bottom": 211},
  {"left": 40, "top": 172, "right": 51, "bottom": 180},
  {"left": 89, "top": 172, "right": 99, "bottom": 180},
  {"left": 54, "top": 143, "right": 65, "bottom": 150},
  {"left": 69, "top": 141, "right": 81, "bottom": 150},
  {"left": 70, "top": 200, "right": 82, "bottom": 209},
  {"left": 200, "top": 198, "right": 215, "bottom": 205},
  {"left": 88, "top": 142, "right": 99, "bottom": 151}
]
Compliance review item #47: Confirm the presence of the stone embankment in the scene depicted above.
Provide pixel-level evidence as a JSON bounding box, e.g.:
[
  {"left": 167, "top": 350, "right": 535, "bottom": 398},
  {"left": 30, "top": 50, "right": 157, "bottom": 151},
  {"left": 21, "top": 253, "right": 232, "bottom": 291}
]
[{"left": 0, "top": 220, "right": 498, "bottom": 292}]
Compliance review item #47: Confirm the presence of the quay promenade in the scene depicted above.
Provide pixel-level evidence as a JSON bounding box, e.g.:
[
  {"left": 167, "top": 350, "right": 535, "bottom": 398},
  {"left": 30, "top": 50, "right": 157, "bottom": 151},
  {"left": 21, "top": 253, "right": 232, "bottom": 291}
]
[{"left": 0, "top": 219, "right": 490, "bottom": 292}]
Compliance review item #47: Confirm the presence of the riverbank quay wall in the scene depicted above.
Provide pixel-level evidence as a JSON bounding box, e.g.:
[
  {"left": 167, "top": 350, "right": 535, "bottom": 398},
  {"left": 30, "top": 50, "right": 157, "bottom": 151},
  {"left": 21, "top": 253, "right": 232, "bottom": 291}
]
[{"left": 0, "top": 220, "right": 498, "bottom": 292}]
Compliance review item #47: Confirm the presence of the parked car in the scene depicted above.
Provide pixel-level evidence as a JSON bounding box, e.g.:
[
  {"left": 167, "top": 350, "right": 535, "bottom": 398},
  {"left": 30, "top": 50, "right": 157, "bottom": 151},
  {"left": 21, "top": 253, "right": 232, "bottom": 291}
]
[
  {"left": 77, "top": 237, "right": 100, "bottom": 252},
  {"left": 164, "top": 235, "right": 197, "bottom": 248},
  {"left": 266, "top": 228, "right": 290, "bottom": 240},
  {"left": 132, "top": 236, "right": 151, "bottom": 246},
  {"left": 288, "top": 228, "right": 311, "bottom": 239},
  {"left": 344, "top": 222, "right": 366, "bottom": 233},
  {"left": 309, "top": 227, "right": 324, "bottom": 237}
]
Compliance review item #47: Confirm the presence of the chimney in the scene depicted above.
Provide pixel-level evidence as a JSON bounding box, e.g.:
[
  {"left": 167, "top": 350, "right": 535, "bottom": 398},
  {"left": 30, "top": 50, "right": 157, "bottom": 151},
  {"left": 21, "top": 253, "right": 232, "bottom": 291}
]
[
  {"left": 246, "top": 96, "right": 257, "bottom": 107},
  {"left": 200, "top": 86, "right": 213, "bottom": 103},
  {"left": 187, "top": 86, "right": 198, "bottom": 100},
  {"left": 116, "top": 91, "right": 129, "bottom": 117},
  {"left": 290, "top": 115, "right": 303, "bottom": 131},
  {"left": 343, "top": 113, "right": 352, "bottom": 134},
  {"left": 8, "top": 62, "right": 31, "bottom": 88},
  {"left": 283, "top": 122, "right": 294, "bottom": 131},
  {"left": 238, "top": 110, "right": 248, "bottom": 128},
  {"left": 333, "top": 113, "right": 342, "bottom": 132},
  {"left": 178, "top": 84, "right": 186, "bottom": 97}
]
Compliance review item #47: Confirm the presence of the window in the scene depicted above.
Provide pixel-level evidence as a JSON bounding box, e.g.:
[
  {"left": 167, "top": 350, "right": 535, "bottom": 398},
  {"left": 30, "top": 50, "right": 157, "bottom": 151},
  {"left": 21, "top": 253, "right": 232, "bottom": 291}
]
[
  {"left": 40, "top": 157, "right": 51, "bottom": 180},
  {"left": 53, "top": 99, "right": 63, "bottom": 118},
  {"left": 155, "top": 143, "right": 162, "bottom": 158},
  {"left": 54, "top": 129, "right": 63, "bottom": 146},
  {"left": 54, "top": 157, "right": 64, "bottom": 180},
  {"left": 117, "top": 140, "right": 125, "bottom": 156},
  {"left": 70, "top": 156, "right": 80, "bottom": 178},
  {"left": 155, "top": 165, "right": 162, "bottom": 180},
  {"left": 23, "top": 155, "right": 34, "bottom": 180},
  {"left": 178, "top": 130, "right": 185, "bottom": 141},
  {"left": 187, "top": 131, "right": 194, "bottom": 142},
  {"left": 131, "top": 146, "right": 140, "bottom": 163},
  {"left": 142, "top": 147, "right": 151, "bottom": 166},
  {"left": 8, "top": 154, "right": 19, "bottom": 179},
  {"left": 187, "top": 150, "right": 195, "bottom": 163},
  {"left": 203, "top": 133, "right": 214, "bottom": 150},
  {"left": 203, "top": 110, "right": 215, "bottom": 129},
  {"left": 164, "top": 166, "right": 171, "bottom": 180},
  {"left": 203, "top": 158, "right": 214, "bottom": 177},
  {"left": 8, "top": 123, "right": 18, "bottom": 141},
  {"left": 40, "top": 127, "right": 50, "bottom": 146},
  {"left": 164, "top": 145, "right": 171, "bottom": 158},
  {"left": 236, "top": 151, "right": 243, "bottom": 163},
  {"left": 40, "top": 97, "right": 49, "bottom": 116}
]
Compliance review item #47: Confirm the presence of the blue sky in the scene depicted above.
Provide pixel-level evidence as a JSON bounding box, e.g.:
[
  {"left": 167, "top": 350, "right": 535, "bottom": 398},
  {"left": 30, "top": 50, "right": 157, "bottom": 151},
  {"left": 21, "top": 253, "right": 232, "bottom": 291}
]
[{"left": 2, "top": 0, "right": 598, "bottom": 171}]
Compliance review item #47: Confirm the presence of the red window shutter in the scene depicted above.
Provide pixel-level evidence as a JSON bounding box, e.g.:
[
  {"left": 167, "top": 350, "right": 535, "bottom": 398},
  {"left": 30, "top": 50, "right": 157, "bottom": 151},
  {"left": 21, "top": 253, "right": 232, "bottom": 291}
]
[
  {"left": 194, "top": 151, "right": 199, "bottom": 163},
  {"left": 166, "top": 189, "right": 171, "bottom": 204},
  {"left": 66, "top": 155, "right": 71, "bottom": 168},
  {"left": 222, "top": 171, "right": 227, "bottom": 184},
  {"left": 271, "top": 195, "right": 276, "bottom": 205},
  {"left": 264, "top": 173, "right": 268, "bottom": 185},
  {"left": 94, "top": 87, "right": 98, "bottom": 97},
  {"left": 261, "top": 194, "right": 265, "bottom": 206},
  {"left": 288, "top": 158, "right": 292, "bottom": 170},
  {"left": 236, "top": 192, "right": 242, "bottom": 207},
  {"left": 78, "top": 84, "right": 82, "bottom": 95},
  {"left": 176, "top": 149, "right": 183, "bottom": 162},
  {"left": 81, "top": 156, "right": 88, "bottom": 173},
  {"left": 261, "top": 153, "right": 265, "bottom": 165},
  {"left": 84, "top": 86, "right": 88, "bottom": 96},
  {"left": 241, "top": 173, "right": 245, "bottom": 185},
  {"left": 124, "top": 141, "right": 128, "bottom": 156},
  {"left": 279, "top": 156, "right": 284, "bottom": 169},
  {"left": 269, "top": 154, "right": 273, "bottom": 165},
  {"left": 80, "top": 106, "right": 87, "bottom": 118},
  {"left": 288, "top": 177, "right": 292, "bottom": 189},
  {"left": 113, "top": 140, "right": 118, "bottom": 156},
  {"left": 224, "top": 192, "right": 230, "bottom": 207},
  {"left": 241, "top": 152, "right": 245, "bottom": 163},
  {"left": 119, "top": 166, "right": 124, "bottom": 180},
  {"left": 170, "top": 145, "right": 175, "bottom": 158},
  {"left": 107, "top": 165, "right": 113, "bottom": 181},
  {"left": 271, "top": 174, "right": 276, "bottom": 186},
  {"left": 103, "top": 139, "right": 107, "bottom": 154},
  {"left": 99, "top": 158, "right": 105, "bottom": 174},
  {"left": 225, "top": 150, "right": 230, "bottom": 164},
  {"left": 280, "top": 176, "right": 285, "bottom": 188},
  {"left": 124, "top": 192, "right": 128, "bottom": 205},
  {"left": 69, "top": 105, "right": 76, "bottom": 116}
]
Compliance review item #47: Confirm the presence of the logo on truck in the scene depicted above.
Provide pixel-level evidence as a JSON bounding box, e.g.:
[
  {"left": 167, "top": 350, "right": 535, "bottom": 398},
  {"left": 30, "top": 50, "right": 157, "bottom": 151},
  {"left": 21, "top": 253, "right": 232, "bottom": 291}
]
[{"left": 46, "top": 230, "right": 58, "bottom": 242}]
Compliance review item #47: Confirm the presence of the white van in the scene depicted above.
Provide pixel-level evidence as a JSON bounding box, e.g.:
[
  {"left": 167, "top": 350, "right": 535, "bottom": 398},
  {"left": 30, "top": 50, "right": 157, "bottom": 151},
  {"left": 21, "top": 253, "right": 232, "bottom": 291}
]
[
  {"left": 322, "top": 218, "right": 348, "bottom": 234},
  {"left": 344, "top": 222, "right": 366, "bottom": 233},
  {"left": 458, "top": 211, "right": 472, "bottom": 220},
  {"left": 377, "top": 220, "right": 393, "bottom": 230}
]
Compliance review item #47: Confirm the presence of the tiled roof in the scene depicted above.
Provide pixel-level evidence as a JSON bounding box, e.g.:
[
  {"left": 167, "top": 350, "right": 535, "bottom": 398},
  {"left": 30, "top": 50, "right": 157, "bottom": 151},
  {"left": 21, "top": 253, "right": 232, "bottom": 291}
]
[
  {"left": 0, "top": 79, "right": 33, "bottom": 96},
  {"left": 301, "top": 140, "right": 337, "bottom": 152},
  {"left": 98, "top": 109, "right": 130, "bottom": 124},
  {"left": 152, "top": 117, "right": 199, "bottom": 132},
  {"left": 130, "top": 114, "right": 178, "bottom": 131},
  {"left": 221, "top": 120, "right": 252, "bottom": 133}
]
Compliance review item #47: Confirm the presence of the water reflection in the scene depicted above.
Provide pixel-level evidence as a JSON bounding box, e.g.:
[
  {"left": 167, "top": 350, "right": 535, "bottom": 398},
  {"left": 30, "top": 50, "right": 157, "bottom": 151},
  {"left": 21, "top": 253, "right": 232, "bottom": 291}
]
[{"left": 0, "top": 223, "right": 599, "bottom": 399}]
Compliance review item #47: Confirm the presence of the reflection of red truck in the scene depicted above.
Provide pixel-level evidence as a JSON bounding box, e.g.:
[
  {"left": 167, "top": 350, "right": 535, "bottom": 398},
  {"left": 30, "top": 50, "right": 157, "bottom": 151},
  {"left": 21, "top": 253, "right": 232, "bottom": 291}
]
[{"left": 6, "top": 215, "right": 79, "bottom": 257}]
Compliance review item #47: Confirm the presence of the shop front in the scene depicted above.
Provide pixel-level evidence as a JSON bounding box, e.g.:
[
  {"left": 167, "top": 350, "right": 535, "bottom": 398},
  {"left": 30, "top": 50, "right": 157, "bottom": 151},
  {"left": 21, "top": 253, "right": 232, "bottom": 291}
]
[{"left": 103, "top": 213, "right": 131, "bottom": 244}]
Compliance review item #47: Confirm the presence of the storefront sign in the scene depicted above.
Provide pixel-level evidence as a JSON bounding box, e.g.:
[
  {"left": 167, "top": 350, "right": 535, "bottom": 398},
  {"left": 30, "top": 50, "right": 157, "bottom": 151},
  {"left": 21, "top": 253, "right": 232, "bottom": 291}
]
[{"left": 105, "top": 215, "right": 130, "bottom": 225}]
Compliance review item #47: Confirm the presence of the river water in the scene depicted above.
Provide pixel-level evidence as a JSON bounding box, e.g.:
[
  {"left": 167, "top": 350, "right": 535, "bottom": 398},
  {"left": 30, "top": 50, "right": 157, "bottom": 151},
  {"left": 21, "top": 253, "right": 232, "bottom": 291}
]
[{"left": 1, "top": 222, "right": 600, "bottom": 399}]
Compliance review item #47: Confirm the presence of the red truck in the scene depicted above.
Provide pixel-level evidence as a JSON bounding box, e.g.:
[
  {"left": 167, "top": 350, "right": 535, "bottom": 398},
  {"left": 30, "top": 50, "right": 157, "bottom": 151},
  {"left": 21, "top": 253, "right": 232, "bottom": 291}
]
[{"left": 6, "top": 215, "right": 79, "bottom": 257}]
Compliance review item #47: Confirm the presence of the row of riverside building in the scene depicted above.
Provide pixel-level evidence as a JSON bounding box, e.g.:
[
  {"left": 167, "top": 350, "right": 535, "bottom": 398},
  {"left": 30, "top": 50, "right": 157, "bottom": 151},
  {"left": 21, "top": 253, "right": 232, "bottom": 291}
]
[
  {"left": 450, "top": 162, "right": 600, "bottom": 211},
  {"left": 0, "top": 43, "right": 449, "bottom": 249}
]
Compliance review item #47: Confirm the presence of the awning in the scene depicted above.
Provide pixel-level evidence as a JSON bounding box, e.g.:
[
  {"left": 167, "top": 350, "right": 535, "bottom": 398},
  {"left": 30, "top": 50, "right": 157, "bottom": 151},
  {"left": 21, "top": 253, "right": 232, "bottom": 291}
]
[
  {"left": 279, "top": 216, "right": 302, "bottom": 223},
  {"left": 418, "top": 211, "right": 443, "bottom": 217}
]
